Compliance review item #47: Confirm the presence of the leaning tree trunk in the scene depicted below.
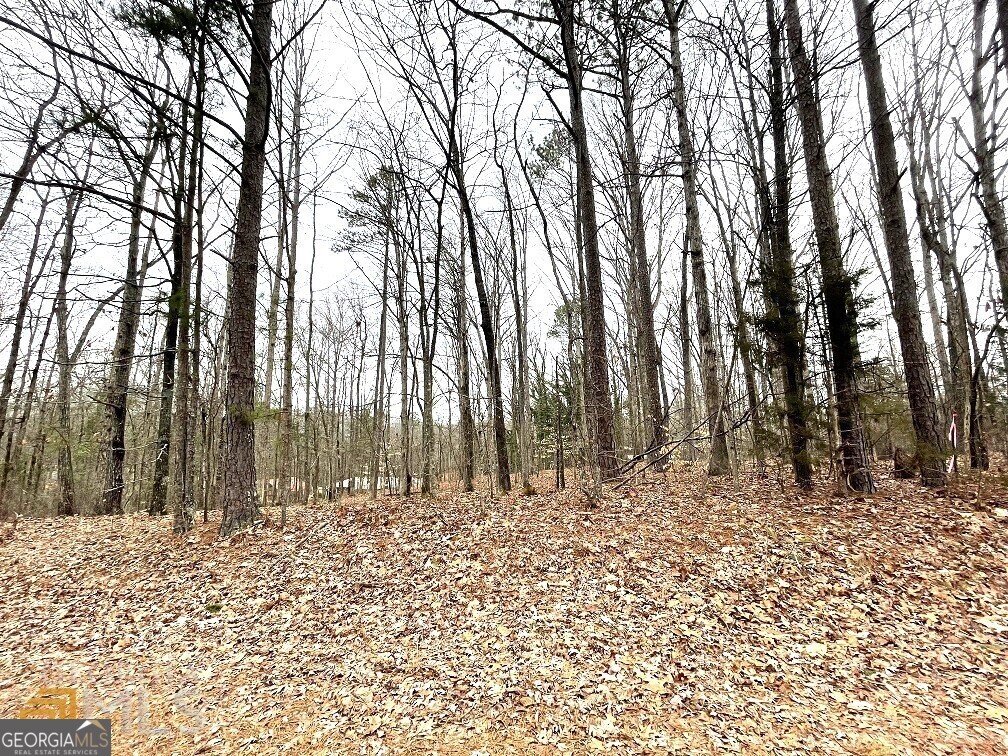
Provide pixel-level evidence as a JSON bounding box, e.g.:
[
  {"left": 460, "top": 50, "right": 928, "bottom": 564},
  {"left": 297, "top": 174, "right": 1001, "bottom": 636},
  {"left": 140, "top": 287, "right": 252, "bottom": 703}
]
[
  {"left": 452, "top": 158, "right": 510, "bottom": 492},
  {"left": 0, "top": 194, "right": 52, "bottom": 513},
  {"left": 220, "top": 0, "right": 274, "bottom": 535},
  {"left": 0, "top": 76, "right": 89, "bottom": 235},
  {"left": 970, "top": 0, "right": 1008, "bottom": 310},
  {"left": 853, "top": 0, "right": 945, "bottom": 486},
  {"left": 664, "top": 0, "right": 731, "bottom": 475},
  {"left": 785, "top": 0, "right": 874, "bottom": 492},
  {"left": 724, "top": 224, "right": 766, "bottom": 474},
  {"left": 1, "top": 305, "right": 53, "bottom": 507}
]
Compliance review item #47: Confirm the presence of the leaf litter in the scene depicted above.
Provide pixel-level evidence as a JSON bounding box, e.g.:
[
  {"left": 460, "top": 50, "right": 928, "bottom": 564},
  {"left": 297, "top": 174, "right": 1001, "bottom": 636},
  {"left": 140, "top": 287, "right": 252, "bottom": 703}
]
[{"left": 1, "top": 466, "right": 1007, "bottom": 754}]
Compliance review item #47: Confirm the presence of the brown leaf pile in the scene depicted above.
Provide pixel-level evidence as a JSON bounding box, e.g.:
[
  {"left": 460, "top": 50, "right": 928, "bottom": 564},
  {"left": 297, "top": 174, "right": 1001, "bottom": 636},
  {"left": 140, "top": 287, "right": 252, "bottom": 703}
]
[{"left": 1, "top": 466, "right": 1007, "bottom": 754}]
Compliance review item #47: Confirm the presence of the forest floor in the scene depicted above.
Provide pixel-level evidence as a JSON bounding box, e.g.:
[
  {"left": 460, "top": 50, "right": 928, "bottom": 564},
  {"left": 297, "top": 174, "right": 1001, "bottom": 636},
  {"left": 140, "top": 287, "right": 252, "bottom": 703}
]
[{"left": 1, "top": 464, "right": 1007, "bottom": 755}]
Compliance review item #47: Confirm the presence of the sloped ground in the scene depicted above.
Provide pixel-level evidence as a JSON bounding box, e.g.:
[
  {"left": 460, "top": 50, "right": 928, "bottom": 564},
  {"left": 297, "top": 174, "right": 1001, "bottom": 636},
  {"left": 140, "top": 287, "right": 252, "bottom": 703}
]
[{"left": 1, "top": 465, "right": 1007, "bottom": 754}]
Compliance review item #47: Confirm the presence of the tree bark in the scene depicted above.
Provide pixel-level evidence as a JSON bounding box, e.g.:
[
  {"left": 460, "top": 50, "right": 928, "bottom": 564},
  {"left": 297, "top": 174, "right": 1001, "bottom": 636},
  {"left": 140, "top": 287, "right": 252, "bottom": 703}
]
[
  {"left": 455, "top": 229, "right": 475, "bottom": 492},
  {"left": 452, "top": 157, "right": 510, "bottom": 492},
  {"left": 393, "top": 190, "right": 412, "bottom": 497},
  {"left": 723, "top": 217, "right": 766, "bottom": 474},
  {"left": 680, "top": 246, "right": 696, "bottom": 462},
  {"left": 55, "top": 188, "right": 84, "bottom": 516},
  {"left": 102, "top": 129, "right": 157, "bottom": 515},
  {"left": 785, "top": 0, "right": 874, "bottom": 492},
  {"left": 664, "top": 0, "right": 730, "bottom": 475},
  {"left": 558, "top": 0, "right": 618, "bottom": 476},
  {"left": 221, "top": 0, "right": 275, "bottom": 535},
  {"left": 279, "top": 68, "right": 302, "bottom": 527},
  {"left": 502, "top": 166, "right": 533, "bottom": 493},
  {"left": 151, "top": 74, "right": 194, "bottom": 517},
  {"left": 172, "top": 38, "right": 206, "bottom": 533},
  {"left": 970, "top": 0, "right": 1008, "bottom": 310},
  {"left": 853, "top": 0, "right": 945, "bottom": 486},
  {"left": 369, "top": 195, "right": 390, "bottom": 500},
  {"left": 616, "top": 37, "right": 664, "bottom": 457}
]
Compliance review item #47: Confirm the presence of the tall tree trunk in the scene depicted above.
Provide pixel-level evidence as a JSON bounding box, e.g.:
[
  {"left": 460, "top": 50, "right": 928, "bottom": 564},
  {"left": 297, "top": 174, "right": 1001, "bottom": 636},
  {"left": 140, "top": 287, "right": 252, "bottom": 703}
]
[
  {"left": 369, "top": 213, "right": 390, "bottom": 500},
  {"left": 173, "top": 41, "right": 206, "bottom": 533},
  {"left": 762, "top": 0, "right": 814, "bottom": 489},
  {"left": 969, "top": 355, "right": 991, "bottom": 469},
  {"left": 502, "top": 167, "right": 533, "bottom": 493},
  {"left": 785, "top": 0, "right": 874, "bottom": 492},
  {"left": 554, "top": 355, "right": 566, "bottom": 488},
  {"left": 558, "top": 0, "right": 618, "bottom": 476},
  {"left": 680, "top": 247, "right": 696, "bottom": 462},
  {"left": 279, "top": 78, "right": 302, "bottom": 527},
  {"left": 303, "top": 198, "right": 317, "bottom": 502},
  {"left": 102, "top": 131, "right": 157, "bottom": 515},
  {"left": 395, "top": 226, "right": 411, "bottom": 497},
  {"left": 664, "top": 0, "right": 730, "bottom": 475},
  {"left": 151, "top": 81, "right": 193, "bottom": 517},
  {"left": 853, "top": 0, "right": 945, "bottom": 486},
  {"left": 456, "top": 231, "right": 475, "bottom": 492},
  {"left": 618, "top": 48, "right": 664, "bottom": 457},
  {"left": 220, "top": 0, "right": 274, "bottom": 535},
  {"left": 193, "top": 133, "right": 207, "bottom": 516},
  {"left": 262, "top": 223, "right": 284, "bottom": 409},
  {"left": 149, "top": 260, "right": 180, "bottom": 515},
  {"left": 55, "top": 188, "right": 84, "bottom": 516},
  {"left": 417, "top": 174, "right": 444, "bottom": 497},
  {"left": 420, "top": 345, "right": 435, "bottom": 495}
]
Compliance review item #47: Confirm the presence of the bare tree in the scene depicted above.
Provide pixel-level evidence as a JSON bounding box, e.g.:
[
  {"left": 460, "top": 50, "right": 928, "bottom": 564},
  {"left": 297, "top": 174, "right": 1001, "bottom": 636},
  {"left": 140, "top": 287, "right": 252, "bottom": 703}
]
[
  {"left": 663, "top": 0, "right": 731, "bottom": 475},
  {"left": 853, "top": 0, "right": 945, "bottom": 486},
  {"left": 784, "top": 0, "right": 873, "bottom": 491}
]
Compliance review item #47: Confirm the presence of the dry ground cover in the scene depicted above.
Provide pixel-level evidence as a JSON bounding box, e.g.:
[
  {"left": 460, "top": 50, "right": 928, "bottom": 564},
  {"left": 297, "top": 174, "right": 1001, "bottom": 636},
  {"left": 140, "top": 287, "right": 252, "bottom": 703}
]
[{"left": 1, "top": 466, "right": 1007, "bottom": 754}]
